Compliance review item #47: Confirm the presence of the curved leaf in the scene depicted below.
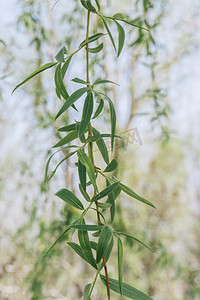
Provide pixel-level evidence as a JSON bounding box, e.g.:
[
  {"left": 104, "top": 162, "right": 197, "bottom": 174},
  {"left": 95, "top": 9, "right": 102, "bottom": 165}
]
[
  {"left": 80, "top": 33, "right": 105, "bottom": 48},
  {"left": 55, "top": 63, "right": 69, "bottom": 100},
  {"left": 93, "top": 182, "right": 120, "bottom": 202},
  {"left": 53, "top": 130, "right": 78, "bottom": 148},
  {"left": 100, "top": 275, "right": 153, "bottom": 300},
  {"left": 115, "top": 232, "right": 154, "bottom": 252},
  {"left": 114, "top": 20, "right": 125, "bottom": 57},
  {"left": 92, "top": 127, "right": 109, "bottom": 164},
  {"left": 12, "top": 62, "right": 57, "bottom": 94},
  {"left": 88, "top": 43, "right": 103, "bottom": 53},
  {"left": 104, "top": 159, "right": 118, "bottom": 172},
  {"left": 84, "top": 283, "right": 92, "bottom": 300},
  {"left": 101, "top": 17, "right": 116, "bottom": 52},
  {"left": 56, "top": 189, "right": 84, "bottom": 210},
  {"left": 92, "top": 99, "right": 104, "bottom": 119},
  {"left": 93, "top": 79, "right": 119, "bottom": 86}
]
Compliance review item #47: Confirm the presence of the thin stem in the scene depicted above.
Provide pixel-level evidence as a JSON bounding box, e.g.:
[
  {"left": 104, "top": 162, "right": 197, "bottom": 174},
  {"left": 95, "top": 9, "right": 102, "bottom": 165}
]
[{"left": 85, "top": 9, "right": 110, "bottom": 300}]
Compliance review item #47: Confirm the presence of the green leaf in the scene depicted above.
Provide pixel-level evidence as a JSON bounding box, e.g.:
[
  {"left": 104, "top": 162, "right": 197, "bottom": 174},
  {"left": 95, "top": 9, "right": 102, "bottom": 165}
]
[
  {"left": 93, "top": 182, "right": 120, "bottom": 202},
  {"left": 100, "top": 236, "right": 114, "bottom": 269},
  {"left": 115, "top": 232, "right": 154, "bottom": 252},
  {"left": 106, "top": 179, "right": 115, "bottom": 223},
  {"left": 113, "top": 13, "right": 125, "bottom": 20},
  {"left": 78, "top": 220, "right": 97, "bottom": 269},
  {"left": 100, "top": 93, "right": 116, "bottom": 151},
  {"left": 70, "top": 224, "right": 103, "bottom": 231},
  {"left": 56, "top": 189, "right": 84, "bottom": 210},
  {"left": 53, "top": 130, "right": 78, "bottom": 148},
  {"left": 77, "top": 149, "right": 98, "bottom": 192},
  {"left": 78, "top": 159, "right": 86, "bottom": 192},
  {"left": 93, "top": 79, "right": 119, "bottom": 86},
  {"left": 55, "top": 87, "right": 89, "bottom": 119},
  {"left": 72, "top": 77, "right": 88, "bottom": 84},
  {"left": 114, "top": 20, "right": 125, "bottom": 57},
  {"left": 112, "top": 14, "right": 148, "bottom": 31},
  {"left": 58, "top": 124, "right": 76, "bottom": 132},
  {"left": 79, "top": 183, "right": 90, "bottom": 202},
  {"left": 62, "top": 56, "right": 72, "bottom": 78},
  {"left": 79, "top": 92, "right": 94, "bottom": 135},
  {"left": 81, "top": 0, "right": 96, "bottom": 12},
  {"left": 120, "top": 183, "right": 156, "bottom": 208},
  {"left": 94, "top": 0, "right": 100, "bottom": 11},
  {"left": 12, "top": 62, "right": 57, "bottom": 94},
  {"left": 117, "top": 237, "right": 123, "bottom": 296},
  {"left": 48, "top": 151, "right": 77, "bottom": 181},
  {"left": 67, "top": 242, "right": 87, "bottom": 261},
  {"left": 100, "top": 275, "right": 153, "bottom": 300},
  {"left": 88, "top": 43, "right": 103, "bottom": 53},
  {"left": 90, "top": 241, "right": 97, "bottom": 250},
  {"left": 104, "top": 159, "right": 118, "bottom": 172},
  {"left": 92, "top": 99, "right": 104, "bottom": 119},
  {"left": 55, "top": 46, "right": 66, "bottom": 62},
  {"left": 101, "top": 17, "right": 116, "bottom": 52},
  {"left": 55, "top": 63, "right": 69, "bottom": 100},
  {"left": 84, "top": 284, "right": 92, "bottom": 300},
  {"left": 80, "top": 33, "right": 105, "bottom": 48},
  {"left": 96, "top": 226, "right": 113, "bottom": 264},
  {"left": 92, "top": 127, "right": 109, "bottom": 164},
  {"left": 97, "top": 202, "right": 112, "bottom": 209},
  {"left": 92, "top": 231, "right": 100, "bottom": 237}
]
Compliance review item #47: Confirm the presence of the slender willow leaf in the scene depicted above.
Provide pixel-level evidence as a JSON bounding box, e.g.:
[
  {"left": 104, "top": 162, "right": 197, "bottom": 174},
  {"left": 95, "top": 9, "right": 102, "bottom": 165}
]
[
  {"left": 100, "top": 275, "right": 153, "bottom": 300},
  {"left": 55, "top": 63, "right": 69, "bottom": 100},
  {"left": 117, "top": 237, "right": 123, "bottom": 296},
  {"left": 89, "top": 207, "right": 106, "bottom": 224},
  {"left": 99, "top": 93, "right": 116, "bottom": 151},
  {"left": 96, "top": 226, "right": 113, "bottom": 264},
  {"left": 72, "top": 77, "right": 88, "bottom": 84},
  {"left": 56, "top": 189, "right": 84, "bottom": 210},
  {"left": 92, "top": 231, "right": 100, "bottom": 237},
  {"left": 80, "top": 33, "right": 105, "bottom": 48},
  {"left": 106, "top": 179, "right": 115, "bottom": 223},
  {"left": 70, "top": 224, "right": 103, "bottom": 231},
  {"left": 84, "top": 284, "right": 92, "bottom": 300},
  {"left": 55, "top": 87, "right": 89, "bottom": 119},
  {"left": 93, "top": 182, "right": 120, "bottom": 202},
  {"left": 87, "top": 133, "right": 122, "bottom": 143},
  {"left": 79, "top": 92, "right": 93, "bottom": 135},
  {"left": 78, "top": 159, "right": 86, "bottom": 192},
  {"left": 92, "top": 99, "right": 104, "bottom": 119},
  {"left": 88, "top": 43, "right": 103, "bottom": 53},
  {"left": 58, "top": 124, "right": 76, "bottom": 132},
  {"left": 100, "top": 236, "right": 114, "bottom": 269},
  {"left": 55, "top": 46, "right": 66, "bottom": 62},
  {"left": 120, "top": 183, "right": 156, "bottom": 208},
  {"left": 53, "top": 130, "right": 78, "bottom": 148},
  {"left": 49, "top": 151, "right": 77, "bottom": 181},
  {"left": 44, "top": 226, "right": 71, "bottom": 256},
  {"left": 77, "top": 149, "right": 98, "bottom": 192},
  {"left": 78, "top": 220, "right": 97, "bottom": 269},
  {"left": 112, "top": 13, "right": 148, "bottom": 31},
  {"left": 62, "top": 56, "right": 72, "bottom": 78},
  {"left": 81, "top": 0, "right": 96, "bottom": 12},
  {"left": 79, "top": 183, "right": 90, "bottom": 202},
  {"left": 44, "top": 146, "right": 78, "bottom": 183},
  {"left": 114, "top": 20, "right": 125, "bottom": 57},
  {"left": 95, "top": 0, "right": 100, "bottom": 11},
  {"left": 90, "top": 241, "right": 97, "bottom": 250},
  {"left": 92, "top": 127, "right": 109, "bottom": 164},
  {"left": 97, "top": 202, "right": 112, "bottom": 209},
  {"left": 67, "top": 242, "right": 87, "bottom": 261},
  {"left": 93, "top": 79, "right": 119, "bottom": 86},
  {"left": 112, "top": 184, "right": 121, "bottom": 200},
  {"left": 104, "top": 159, "right": 118, "bottom": 172},
  {"left": 115, "top": 232, "right": 154, "bottom": 252},
  {"left": 12, "top": 62, "right": 57, "bottom": 93},
  {"left": 101, "top": 17, "right": 116, "bottom": 52}
]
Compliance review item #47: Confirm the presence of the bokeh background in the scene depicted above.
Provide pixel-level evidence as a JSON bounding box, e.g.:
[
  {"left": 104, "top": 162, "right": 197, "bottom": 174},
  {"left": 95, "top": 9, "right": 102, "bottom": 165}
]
[{"left": 0, "top": 0, "right": 200, "bottom": 299}]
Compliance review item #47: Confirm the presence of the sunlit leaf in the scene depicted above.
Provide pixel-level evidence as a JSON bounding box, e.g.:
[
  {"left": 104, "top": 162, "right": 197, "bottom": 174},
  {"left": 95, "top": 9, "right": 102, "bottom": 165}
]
[{"left": 56, "top": 188, "right": 84, "bottom": 210}]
